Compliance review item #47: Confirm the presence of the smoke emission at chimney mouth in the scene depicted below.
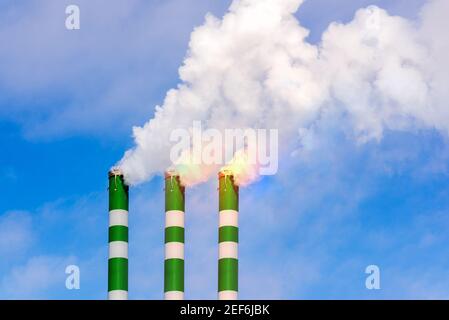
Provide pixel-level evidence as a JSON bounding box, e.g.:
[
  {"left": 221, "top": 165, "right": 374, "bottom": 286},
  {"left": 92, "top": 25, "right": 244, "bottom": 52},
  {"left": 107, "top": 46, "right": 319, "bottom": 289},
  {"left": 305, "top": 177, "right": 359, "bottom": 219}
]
[{"left": 115, "top": 0, "right": 449, "bottom": 187}]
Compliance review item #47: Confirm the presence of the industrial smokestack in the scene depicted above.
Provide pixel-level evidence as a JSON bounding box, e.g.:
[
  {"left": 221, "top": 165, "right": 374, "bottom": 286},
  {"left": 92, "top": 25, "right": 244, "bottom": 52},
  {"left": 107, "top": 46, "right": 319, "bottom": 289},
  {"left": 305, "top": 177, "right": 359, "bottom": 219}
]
[
  {"left": 218, "top": 169, "right": 239, "bottom": 300},
  {"left": 108, "top": 168, "right": 129, "bottom": 300},
  {"left": 164, "top": 170, "right": 185, "bottom": 300}
]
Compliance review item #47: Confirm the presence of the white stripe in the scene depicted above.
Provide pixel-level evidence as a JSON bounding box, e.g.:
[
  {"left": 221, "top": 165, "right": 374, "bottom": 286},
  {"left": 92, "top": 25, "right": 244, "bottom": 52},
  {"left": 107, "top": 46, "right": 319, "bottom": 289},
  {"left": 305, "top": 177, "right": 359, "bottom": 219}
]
[
  {"left": 109, "top": 241, "right": 128, "bottom": 259},
  {"left": 165, "top": 242, "right": 184, "bottom": 260},
  {"left": 165, "top": 210, "right": 184, "bottom": 228},
  {"left": 108, "top": 290, "right": 128, "bottom": 300},
  {"left": 219, "top": 210, "right": 238, "bottom": 227},
  {"left": 164, "top": 291, "right": 184, "bottom": 300},
  {"left": 109, "top": 209, "right": 128, "bottom": 227},
  {"left": 219, "top": 241, "right": 238, "bottom": 259},
  {"left": 218, "top": 290, "right": 238, "bottom": 300}
]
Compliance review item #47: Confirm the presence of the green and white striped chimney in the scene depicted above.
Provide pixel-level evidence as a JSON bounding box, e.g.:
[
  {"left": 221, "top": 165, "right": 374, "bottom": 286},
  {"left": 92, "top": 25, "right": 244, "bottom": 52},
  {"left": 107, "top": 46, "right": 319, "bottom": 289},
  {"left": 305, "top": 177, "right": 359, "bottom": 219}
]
[
  {"left": 108, "top": 168, "right": 129, "bottom": 300},
  {"left": 218, "top": 169, "right": 239, "bottom": 300},
  {"left": 164, "top": 170, "right": 185, "bottom": 300}
]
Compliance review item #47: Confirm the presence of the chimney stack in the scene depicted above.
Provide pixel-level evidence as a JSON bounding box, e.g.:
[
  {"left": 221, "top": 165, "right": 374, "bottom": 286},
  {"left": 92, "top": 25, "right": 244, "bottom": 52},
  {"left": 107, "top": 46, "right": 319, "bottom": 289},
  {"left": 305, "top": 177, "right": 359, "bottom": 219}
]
[
  {"left": 218, "top": 169, "right": 239, "bottom": 300},
  {"left": 108, "top": 168, "right": 129, "bottom": 300},
  {"left": 164, "top": 170, "right": 185, "bottom": 300}
]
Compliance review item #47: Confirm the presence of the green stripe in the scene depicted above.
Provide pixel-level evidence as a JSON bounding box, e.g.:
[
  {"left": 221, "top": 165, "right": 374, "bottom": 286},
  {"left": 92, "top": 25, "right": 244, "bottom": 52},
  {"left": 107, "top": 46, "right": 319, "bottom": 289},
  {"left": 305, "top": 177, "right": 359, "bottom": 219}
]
[
  {"left": 165, "top": 226, "right": 184, "bottom": 243},
  {"left": 109, "top": 175, "right": 129, "bottom": 210},
  {"left": 218, "top": 258, "right": 238, "bottom": 291},
  {"left": 165, "top": 176, "right": 185, "bottom": 211},
  {"left": 164, "top": 258, "right": 184, "bottom": 292},
  {"left": 219, "top": 175, "right": 238, "bottom": 211},
  {"left": 108, "top": 258, "right": 128, "bottom": 291},
  {"left": 219, "top": 226, "right": 238, "bottom": 243},
  {"left": 109, "top": 226, "right": 128, "bottom": 242}
]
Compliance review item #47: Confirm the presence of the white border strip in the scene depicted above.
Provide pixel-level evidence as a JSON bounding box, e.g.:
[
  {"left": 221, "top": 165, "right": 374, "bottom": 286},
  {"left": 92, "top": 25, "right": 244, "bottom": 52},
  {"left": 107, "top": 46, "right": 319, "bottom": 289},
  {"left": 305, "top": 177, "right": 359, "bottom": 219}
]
[
  {"left": 108, "top": 290, "right": 128, "bottom": 300},
  {"left": 218, "top": 290, "right": 238, "bottom": 300},
  {"left": 164, "top": 291, "right": 184, "bottom": 300},
  {"left": 109, "top": 209, "right": 128, "bottom": 227},
  {"left": 109, "top": 241, "right": 128, "bottom": 259},
  {"left": 165, "top": 242, "right": 184, "bottom": 260},
  {"left": 165, "top": 210, "right": 185, "bottom": 228},
  {"left": 219, "top": 241, "right": 238, "bottom": 259},
  {"left": 219, "top": 210, "right": 238, "bottom": 227}
]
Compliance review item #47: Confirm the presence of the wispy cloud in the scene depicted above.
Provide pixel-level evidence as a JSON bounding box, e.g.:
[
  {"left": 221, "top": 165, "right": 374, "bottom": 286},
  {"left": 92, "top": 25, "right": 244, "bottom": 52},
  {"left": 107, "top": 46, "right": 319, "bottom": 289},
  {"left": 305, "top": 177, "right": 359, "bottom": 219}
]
[
  {"left": 0, "top": 0, "right": 230, "bottom": 139},
  {"left": 0, "top": 255, "right": 76, "bottom": 299},
  {"left": 0, "top": 211, "right": 34, "bottom": 257}
]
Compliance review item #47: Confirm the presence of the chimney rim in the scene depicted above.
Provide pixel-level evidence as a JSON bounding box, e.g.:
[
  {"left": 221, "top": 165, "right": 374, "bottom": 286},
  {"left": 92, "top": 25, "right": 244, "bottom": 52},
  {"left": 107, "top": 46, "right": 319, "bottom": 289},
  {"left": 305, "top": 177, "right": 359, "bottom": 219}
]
[
  {"left": 108, "top": 167, "right": 123, "bottom": 177},
  {"left": 218, "top": 168, "right": 234, "bottom": 178},
  {"left": 164, "top": 169, "right": 180, "bottom": 179}
]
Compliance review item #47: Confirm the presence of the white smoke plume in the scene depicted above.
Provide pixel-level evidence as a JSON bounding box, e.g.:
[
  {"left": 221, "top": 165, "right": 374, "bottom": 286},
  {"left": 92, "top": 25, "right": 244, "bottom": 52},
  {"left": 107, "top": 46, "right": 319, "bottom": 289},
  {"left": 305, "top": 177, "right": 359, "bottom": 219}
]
[{"left": 118, "top": 0, "right": 449, "bottom": 186}]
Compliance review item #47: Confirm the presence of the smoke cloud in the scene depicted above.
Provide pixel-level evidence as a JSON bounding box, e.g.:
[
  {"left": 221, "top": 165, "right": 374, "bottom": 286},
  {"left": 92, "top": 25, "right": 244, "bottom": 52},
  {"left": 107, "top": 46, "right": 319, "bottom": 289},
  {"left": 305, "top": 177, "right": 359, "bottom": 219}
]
[{"left": 118, "top": 0, "right": 449, "bottom": 186}]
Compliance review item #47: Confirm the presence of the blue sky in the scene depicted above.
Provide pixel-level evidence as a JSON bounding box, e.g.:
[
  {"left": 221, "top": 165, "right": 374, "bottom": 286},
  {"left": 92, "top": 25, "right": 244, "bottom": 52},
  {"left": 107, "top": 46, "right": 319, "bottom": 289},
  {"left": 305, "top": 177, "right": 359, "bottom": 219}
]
[{"left": 1, "top": 0, "right": 449, "bottom": 299}]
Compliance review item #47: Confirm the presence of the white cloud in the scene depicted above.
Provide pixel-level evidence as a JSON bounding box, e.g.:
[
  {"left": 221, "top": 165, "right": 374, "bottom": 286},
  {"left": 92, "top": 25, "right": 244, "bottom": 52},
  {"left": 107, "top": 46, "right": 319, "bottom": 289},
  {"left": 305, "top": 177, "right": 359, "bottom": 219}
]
[
  {"left": 0, "top": 211, "right": 34, "bottom": 257},
  {"left": 118, "top": 0, "right": 449, "bottom": 187},
  {"left": 0, "top": 255, "right": 76, "bottom": 299},
  {"left": 0, "top": 0, "right": 230, "bottom": 139},
  {"left": 0, "top": 194, "right": 108, "bottom": 299}
]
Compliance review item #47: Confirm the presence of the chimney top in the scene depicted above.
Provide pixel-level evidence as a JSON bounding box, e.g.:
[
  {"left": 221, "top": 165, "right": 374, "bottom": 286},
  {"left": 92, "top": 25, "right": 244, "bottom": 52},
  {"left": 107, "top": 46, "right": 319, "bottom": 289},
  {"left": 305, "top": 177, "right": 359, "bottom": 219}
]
[
  {"left": 165, "top": 169, "right": 180, "bottom": 179},
  {"left": 218, "top": 168, "right": 234, "bottom": 178},
  {"left": 108, "top": 167, "right": 123, "bottom": 177}
]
